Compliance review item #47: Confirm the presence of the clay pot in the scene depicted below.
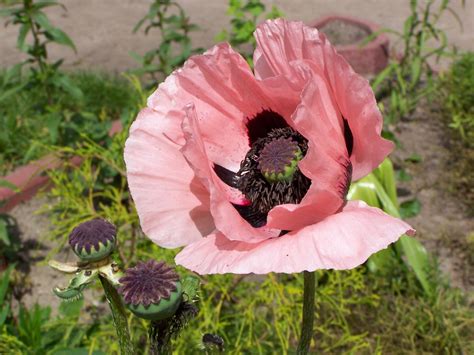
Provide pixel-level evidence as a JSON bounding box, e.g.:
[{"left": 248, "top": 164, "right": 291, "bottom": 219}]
[{"left": 309, "top": 15, "right": 390, "bottom": 77}]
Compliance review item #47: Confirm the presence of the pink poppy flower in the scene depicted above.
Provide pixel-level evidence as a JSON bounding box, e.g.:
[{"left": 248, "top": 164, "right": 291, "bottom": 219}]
[{"left": 124, "top": 19, "right": 414, "bottom": 274}]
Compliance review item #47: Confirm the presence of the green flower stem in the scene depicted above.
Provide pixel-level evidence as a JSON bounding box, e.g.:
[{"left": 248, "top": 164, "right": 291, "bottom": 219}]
[
  {"left": 99, "top": 275, "right": 135, "bottom": 355},
  {"left": 296, "top": 271, "right": 316, "bottom": 354}
]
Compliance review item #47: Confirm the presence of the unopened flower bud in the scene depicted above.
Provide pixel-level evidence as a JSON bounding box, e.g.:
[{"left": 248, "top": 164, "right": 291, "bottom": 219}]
[{"left": 68, "top": 218, "right": 116, "bottom": 262}]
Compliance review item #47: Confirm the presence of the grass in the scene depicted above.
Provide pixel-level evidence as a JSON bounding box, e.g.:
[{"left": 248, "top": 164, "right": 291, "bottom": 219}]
[
  {"left": 0, "top": 71, "right": 141, "bottom": 174},
  {"left": 440, "top": 52, "right": 474, "bottom": 215},
  {"left": 443, "top": 52, "right": 474, "bottom": 146},
  {"left": 78, "top": 263, "right": 473, "bottom": 354}
]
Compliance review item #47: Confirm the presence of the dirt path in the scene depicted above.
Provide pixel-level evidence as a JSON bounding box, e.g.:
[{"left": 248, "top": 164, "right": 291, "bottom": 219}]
[
  {"left": 9, "top": 197, "right": 103, "bottom": 316},
  {"left": 392, "top": 102, "right": 474, "bottom": 292},
  {"left": 1, "top": 0, "right": 473, "bottom": 73}
]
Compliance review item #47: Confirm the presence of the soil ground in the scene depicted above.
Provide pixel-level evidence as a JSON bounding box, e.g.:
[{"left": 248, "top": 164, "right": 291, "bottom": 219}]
[
  {"left": 1, "top": 0, "right": 473, "bottom": 72},
  {"left": 8, "top": 197, "right": 103, "bottom": 317},
  {"left": 392, "top": 101, "right": 474, "bottom": 292},
  {"left": 1, "top": 0, "right": 474, "bottom": 309}
]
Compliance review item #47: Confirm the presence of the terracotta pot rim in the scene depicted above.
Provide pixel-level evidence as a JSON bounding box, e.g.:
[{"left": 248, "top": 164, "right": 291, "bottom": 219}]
[
  {"left": 0, "top": 119, "right": 123, "bottom": 213},
  {"left": 308, "top": 14, "right": 389, "bottom": 50}
]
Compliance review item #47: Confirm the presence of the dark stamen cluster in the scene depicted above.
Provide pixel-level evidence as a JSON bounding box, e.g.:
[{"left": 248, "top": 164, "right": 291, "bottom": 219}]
[
  {"left": 119, "top": 260, "right": 179, "bottom": 307},
  {"left": 214, "top": 110, "right": 354, "bottom": 230},
  {"left": 236, "top": 127, "right": 311, "bottom": 226},
  {"left": 69, "top": 218, "right": 116, "bottom": 253}
]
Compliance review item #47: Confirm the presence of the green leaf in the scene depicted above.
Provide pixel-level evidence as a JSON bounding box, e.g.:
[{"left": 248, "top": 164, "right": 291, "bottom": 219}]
[
  {"left": 396, "top": 169, "right": 412, "bottom": 182},
  {"left": 349, "top": 164, "right": 432, "bottom": 295},
  {"left": 132, "top": 15, "right": 148, "bottom": 33},
  {"left": 0, "top": 305, "right": 9, "bottom": 327},
  {"left": 348, "top": 179, "right": 380, "bottom": 208},
  {"left": 0, "top": 179, "right": 19, "bottom": 192},
  {"left": 0, "top": 82, "right": 27, "bottom": 103},
  {"left": 17, "top": 23, "right": 30, "bottom": 52},
  {"left": 56, "top": 75, "right": 83, "bottom": 101},
  {"left": 52, "top": 348, "right": 106, "bottom": 355},
  {"left": 366, "top": 248, "right": 396, "bottom": 273},
  {"left": 400, "top": 199, "right": 421, "bottom": 218},
  {"left": 0, "top": 264, "right": 14, "bottom": 305},
  {"left": 47, "top": 27, "right": 76, "bottom": 51},
  {"left": 33, "top": 11, "right": 76, "bottom": 51},
  {"left": 33, "top": 1, "right": 61, "bottom": 10},
  {"left": 410, "top": 56, "right": 423, "bottom": 87},
  {"left": 0, "top": 220, "right": 10, "bottom": 246},
  {"left": 58, "top": 298, "right": 84, "bottom": 318},
  {"left": 373, "top": 159, "right": 398, "bottom": 207},
  {"left": 0, "top": 264, "right": 14, "bottom": 327},
  {"left": 371, "top": 63, "right": 394, "bottom": 92},
  {"left": 182, "top": 275, "right": 200, "bottom": 301},
  {"left": 405, "top": 153, "right": 422, "bottom": 163},
  {"left": 45, "top": 114, "right": 61, "bottom": 143},
  {"left": 33, "top": 11, "right": 54, "bottom": 31},
  {"left": 395, "top": 235, "right": 432, "bottom": 294}
]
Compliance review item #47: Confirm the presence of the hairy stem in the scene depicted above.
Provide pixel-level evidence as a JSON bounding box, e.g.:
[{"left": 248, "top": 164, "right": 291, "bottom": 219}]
[
  {"left": 296, "top": 271, "right": 316, "bottom": 354},
  {"left": 99, "top": 275, "right": 135, "bottom": 355},
  {"left": 149, "top": 319, "right": 173, "bottom": 355}
]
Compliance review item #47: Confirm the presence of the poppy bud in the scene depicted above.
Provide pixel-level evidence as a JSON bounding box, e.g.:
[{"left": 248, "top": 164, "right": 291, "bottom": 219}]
[
  {"left": 118, "top": 260, "right": 182, "bottom": 321},
  {"left": 68, "top": 218, "right": 116, "bottom": 262}
]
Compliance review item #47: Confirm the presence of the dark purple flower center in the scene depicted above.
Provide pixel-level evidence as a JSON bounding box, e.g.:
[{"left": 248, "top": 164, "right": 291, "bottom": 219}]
[
  {"left": 213, "top": 110, "right": 354, "bottom": 230},
  {"left": 119, "top": 260, "right": 179, "bottom": 307},
  {"left": 69, "top": 218, "right": 116, "bottom": 254},
  {"left": 214, "top": 111, "right": 310, "bottom": 228}
]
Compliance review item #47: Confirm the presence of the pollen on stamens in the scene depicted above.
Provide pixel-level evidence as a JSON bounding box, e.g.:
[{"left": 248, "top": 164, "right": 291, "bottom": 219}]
[{"left": 258, "top": 137, "right": 302, "bottom": 182}]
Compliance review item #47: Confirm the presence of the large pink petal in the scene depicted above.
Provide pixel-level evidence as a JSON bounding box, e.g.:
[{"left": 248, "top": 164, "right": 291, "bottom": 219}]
[
  {"left": 254, "top": 19, "right": 393, "bottom": 180},
  {"left": 156, "top": 43, "right": 278, "bottom": 171},
  {"left": 125, "top": 107, "right": 214, "bottom": 248},
  {"left": 175, "top": 201, "right": 414, "bottom": 274}
]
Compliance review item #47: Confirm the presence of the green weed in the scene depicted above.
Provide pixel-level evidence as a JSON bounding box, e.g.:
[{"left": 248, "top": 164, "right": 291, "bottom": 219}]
[
  {"left": 443, "top": 51, "right": 474, "bottom": 145},
  {"left": 0, "top": 71, "right": 140, "bottom": 174},
  {"left": 130, "top": 0, "right": 201, "bottom": 86},
  {"left": 216, "top": 0, "right": 283, "bottom": 64}
]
